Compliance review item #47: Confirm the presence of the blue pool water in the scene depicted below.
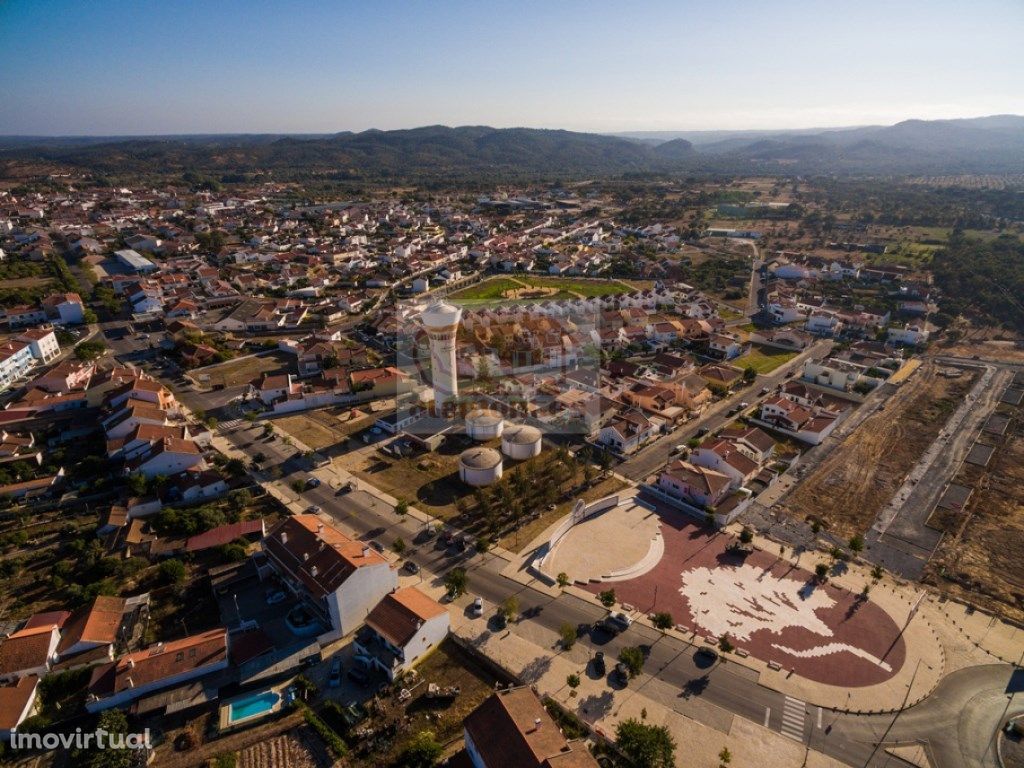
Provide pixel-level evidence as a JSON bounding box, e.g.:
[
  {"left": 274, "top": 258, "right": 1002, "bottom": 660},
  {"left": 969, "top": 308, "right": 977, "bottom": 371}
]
[{"left": 229, "top": 691, "right": 280, "bottom": 723}]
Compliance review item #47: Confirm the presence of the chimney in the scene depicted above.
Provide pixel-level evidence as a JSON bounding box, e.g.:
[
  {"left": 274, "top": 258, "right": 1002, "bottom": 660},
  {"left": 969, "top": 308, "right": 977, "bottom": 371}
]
[
  {"left": 303, "top": 552, "right": 309, "bottom": 562},
  {"left": 533, "top": 718, "right": 542, "bottom": 732},
  {"left": 362, "top": 545, "right": 370, "bottom": 557},
  {"left": 317, "top": 523, "right": 324, "bottom": 535},
  {"left": 310, "top": 565, "right": 319, "bottom": 577},
  {"left": 280, "top": 531, "right": 288, "bottom": 545}
]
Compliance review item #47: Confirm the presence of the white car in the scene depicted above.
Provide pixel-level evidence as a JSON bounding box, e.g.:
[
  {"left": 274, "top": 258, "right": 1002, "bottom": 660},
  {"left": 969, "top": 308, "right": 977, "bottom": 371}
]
[{"left": 470, "top": 596, "right": 484, "bottom": 618}]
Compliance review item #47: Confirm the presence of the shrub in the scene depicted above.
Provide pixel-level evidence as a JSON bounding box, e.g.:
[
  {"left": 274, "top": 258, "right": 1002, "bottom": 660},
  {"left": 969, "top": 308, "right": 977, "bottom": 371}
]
[
  {"left": 559, "top": 622, "right": 577, "bottom": 650},
  {"left": 298, "top": 703, "right": 347, "bottom": 758},
  {"left": 652, "top": 612, "right": 673, "bottom": 630},
  {"left": 159, "top": 558, "right": 186, "bottom": 585},
  {"left": 618, "top": 646, "right": 644, "bottom": 677},
  {"left": 598, "top": 589, "right": 616, "bottom": 607}
]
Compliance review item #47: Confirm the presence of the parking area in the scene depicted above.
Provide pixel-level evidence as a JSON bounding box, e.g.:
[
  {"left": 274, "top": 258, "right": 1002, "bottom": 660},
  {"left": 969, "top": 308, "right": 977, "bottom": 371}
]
[{"left": 583, "top": 502, "right": 907, "bottom": 688}]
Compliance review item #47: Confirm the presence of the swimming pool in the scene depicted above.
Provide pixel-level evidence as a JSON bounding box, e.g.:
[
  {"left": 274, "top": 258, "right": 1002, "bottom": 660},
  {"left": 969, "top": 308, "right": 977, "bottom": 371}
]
[{"left": 228, "top": 690, "right": 280, "bottom": 723}]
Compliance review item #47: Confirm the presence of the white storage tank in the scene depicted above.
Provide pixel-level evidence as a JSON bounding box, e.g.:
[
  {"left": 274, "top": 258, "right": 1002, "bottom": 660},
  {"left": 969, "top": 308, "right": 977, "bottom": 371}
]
[
  {"left": 465, "top": 408, "right": 504, "bottom": 441},
  {"left": 458, "top": 447, "right": 503, "bottom": 487},
  {"left": 501, "top": 423, "right": 543, "bottom": 460}
]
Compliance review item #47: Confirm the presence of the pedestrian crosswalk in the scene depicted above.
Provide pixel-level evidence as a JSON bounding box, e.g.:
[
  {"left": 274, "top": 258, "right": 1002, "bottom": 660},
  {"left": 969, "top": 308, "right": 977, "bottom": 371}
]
[
  {"left": 220, "top": 418, "right": 244, "bottom": 430},
  {"left": 780, "top": 696, "right": 806, "bottom": 741}
]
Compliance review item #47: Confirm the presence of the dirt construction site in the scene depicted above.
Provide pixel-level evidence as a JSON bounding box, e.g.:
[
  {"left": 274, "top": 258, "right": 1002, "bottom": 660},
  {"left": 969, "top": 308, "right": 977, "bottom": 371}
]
[
  {"left": 783, "top": 361, "right": 978, "bottom": 539},
  {"left": 925, "top": 393, "right": 1024, "bottom": 622}
]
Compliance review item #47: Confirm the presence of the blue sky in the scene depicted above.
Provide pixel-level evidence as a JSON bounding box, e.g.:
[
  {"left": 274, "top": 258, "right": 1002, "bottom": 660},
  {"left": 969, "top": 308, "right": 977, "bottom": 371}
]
[{"left": 1, "top": 0, "right": 1022, "bottom": 135}]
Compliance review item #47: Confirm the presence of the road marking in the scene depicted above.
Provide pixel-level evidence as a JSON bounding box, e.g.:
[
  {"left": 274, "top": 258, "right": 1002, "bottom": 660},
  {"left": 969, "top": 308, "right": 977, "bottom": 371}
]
[
  {"left": 764, "top": 707, "right": 771, "bottom": 727},
  {"left": 781, "top": 696, "right": 806, "bottom": 741},
  {"left": 817, "top": 706, "right": 823, "bottom": 729}
]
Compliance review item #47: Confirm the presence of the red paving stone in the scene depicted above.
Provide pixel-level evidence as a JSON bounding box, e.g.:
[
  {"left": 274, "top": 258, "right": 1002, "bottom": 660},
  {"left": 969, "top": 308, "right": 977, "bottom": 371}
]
[{"left": 584, "top": 506, "right": 906, "bottom": 687}]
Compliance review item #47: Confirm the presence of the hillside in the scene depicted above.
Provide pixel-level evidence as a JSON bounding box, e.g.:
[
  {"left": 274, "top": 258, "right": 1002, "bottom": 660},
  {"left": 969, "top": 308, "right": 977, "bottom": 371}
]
[{"left": 1, "top": 116, "right": 1022, "bottom": 180}]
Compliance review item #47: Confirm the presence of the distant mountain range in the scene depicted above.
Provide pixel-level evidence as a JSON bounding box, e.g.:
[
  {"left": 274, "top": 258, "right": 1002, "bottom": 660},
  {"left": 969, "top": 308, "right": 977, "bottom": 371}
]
[{"left": 2, "top": 115, "right": 1023, "bottom": 180}]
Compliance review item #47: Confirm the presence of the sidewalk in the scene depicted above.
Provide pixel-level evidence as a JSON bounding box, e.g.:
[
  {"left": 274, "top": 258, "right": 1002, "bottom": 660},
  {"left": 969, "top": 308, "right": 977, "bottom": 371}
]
[
  {"left": 449, "top": 607, "right": 847, "bottom": 768},
  {"left": 500, "top": 508, "right": 955, "bottom": 714}
]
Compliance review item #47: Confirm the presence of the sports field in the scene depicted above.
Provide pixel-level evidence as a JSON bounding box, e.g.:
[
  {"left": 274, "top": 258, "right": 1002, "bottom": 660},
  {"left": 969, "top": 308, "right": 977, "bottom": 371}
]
[{"left": 448, "top": 275, "right": 636, "bottom": 304}]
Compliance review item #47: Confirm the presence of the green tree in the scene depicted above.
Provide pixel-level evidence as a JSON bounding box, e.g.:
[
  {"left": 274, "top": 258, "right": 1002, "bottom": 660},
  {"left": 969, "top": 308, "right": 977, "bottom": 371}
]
[
  {"left": 652, "top": 612, "right": 673, "bottom": 630},
  {"left": 395, "top": 498, "right": 409, "bottom": 517},
  {"left": 814, "top": 562, "right": 830, "bottom": 582},
  {"left": 615, "top": 718, "right": 676, "bottom": 768},
  {"left": 556, "top": 572, "right": 570, "bottom": 589},
  {"left": 559, "top": 622, "right": 577, "bottom": 650},
  {"left": 500, "top": 595, "right": 519, "bottom": 621},
  {"left": 392, "top": 537, "right": 407, "bottom": 555},
  {"left": 159, "top": 558, "right": 186, "bottom": 585},
  {"left": 397, "top": 730, "right": 443, "bottom": 768},
  {"left": 618, "top": 646, "right": 644, "bottom": 677},
  {"left": 443, "top": 567, "right": 467, "bottom": 598},
  {"left": 849, "top": 533, "right": 865, "bottom": 554},
  {"left": 567, "top": 673, "right": 580, "bottom": 689},
  {"left": 598, "top": 589, "right": 616, "bottom": 607}
]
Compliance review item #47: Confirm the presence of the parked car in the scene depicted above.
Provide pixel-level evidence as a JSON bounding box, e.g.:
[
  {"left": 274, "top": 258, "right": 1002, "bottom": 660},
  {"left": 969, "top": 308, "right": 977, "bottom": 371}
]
[
  {"left": 614, "top": 662, "right": 630, "bottom": 685},
  {"left": 347, "top": 667, "right": 370, "bottom": 686},
  {"left": 328, "top": 657, "right": 343, "bottom": 687},
  {"left": 493, "top": 610, "right": 507, "bottom": 630},
  {"left": 470, "top": 597, "right": 484, "bottom": 618},
  {"left": 306, "top": 505, "right": 322, "bottom": 514},
  {"left": 265, "top": 590, "right": 287, "bottom": 605},
  {"left": 306, "top": 477, "right": 321, "bottom": 489},
  {"left": 369, "top": 540, "right": 385, "bottom": 553},
  {"left": 592, "top": 651, "right": 606, "bottom": 676},
  {"left": 696, "top": 427, "right": 709, "bottom": 437},
  {"left": 600, "top": 611, "right": 632, "bottom": 635},
  {"left": 403, "top": 560, "right": 420, "bottom": 574}
]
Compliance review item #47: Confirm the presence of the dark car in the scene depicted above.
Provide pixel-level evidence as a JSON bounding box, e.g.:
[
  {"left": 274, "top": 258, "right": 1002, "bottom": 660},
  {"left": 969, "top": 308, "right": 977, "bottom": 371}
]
[
  {"left": 592, "top": 651, "right": 606, "bottom": 676},
  {"left": 347, "top": 667, "right": 370, "bottom": 686},
  {"left": 696, "top": 427, "right": 709, "bottom": 437},
  {"left": 614, "top": 662, "right": 630, "bottom": 685},
  {"left": 402, "top": 560, "right": 420, "bottom": 574},
  {"left": 369, "top": 540, "right": 385, "bottom": 553}
]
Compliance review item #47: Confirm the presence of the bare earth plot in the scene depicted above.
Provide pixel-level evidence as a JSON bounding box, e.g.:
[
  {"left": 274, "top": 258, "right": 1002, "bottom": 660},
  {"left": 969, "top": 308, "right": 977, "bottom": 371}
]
[
  {"left": 199, "top": 351, "right": 293, "bottom": 388},
  {"left": 276, "top": 408, "right": 374, "bottom": 452},
  {"left": 925, "top": 403, "right": 1024, "bottom": 622},
  {"left": 784, "top": 363, "right": 978, "bottom": 539}
]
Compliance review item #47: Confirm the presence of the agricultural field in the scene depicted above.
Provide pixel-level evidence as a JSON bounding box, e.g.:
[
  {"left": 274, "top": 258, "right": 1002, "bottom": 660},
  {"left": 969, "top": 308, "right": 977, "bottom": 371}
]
[
  {"left": 783, "top": 363, "right": 978, "bottom": 538},
  {"left": 736, "top": 344, "right": 799, "bottom": 374},
  {"left": 925, "top": 403, "right": 1024, "bottom": 622}
]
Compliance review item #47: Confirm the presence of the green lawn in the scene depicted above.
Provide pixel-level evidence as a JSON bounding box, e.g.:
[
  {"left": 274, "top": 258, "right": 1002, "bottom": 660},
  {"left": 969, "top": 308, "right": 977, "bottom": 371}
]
[
  {"left": 518, "top": 275, "right": 634, "bottom": 297},
  {"left": 448, "top": 275, "right": 634, "bottom": 305},
  {"left": 448, "top": 277, "right": 527, "bottom": 301},
  {"left": 737, "top": 344, "right": 799, "bottom": 374}
]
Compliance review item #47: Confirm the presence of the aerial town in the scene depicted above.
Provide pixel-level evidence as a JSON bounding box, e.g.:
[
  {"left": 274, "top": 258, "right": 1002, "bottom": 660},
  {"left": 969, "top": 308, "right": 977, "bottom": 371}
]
[
  {"left": 0, "top": 170, "right": 1019, "bottom": 768},
  {"left": 1, "top": 3, "right": 1024, "bottom": 768}
]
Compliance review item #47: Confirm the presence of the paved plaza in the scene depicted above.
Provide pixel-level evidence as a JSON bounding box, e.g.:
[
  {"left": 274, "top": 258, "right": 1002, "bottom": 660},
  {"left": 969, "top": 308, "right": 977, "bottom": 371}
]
[{"left": 584, "top": 505, "right": 908, "bottom": 688}]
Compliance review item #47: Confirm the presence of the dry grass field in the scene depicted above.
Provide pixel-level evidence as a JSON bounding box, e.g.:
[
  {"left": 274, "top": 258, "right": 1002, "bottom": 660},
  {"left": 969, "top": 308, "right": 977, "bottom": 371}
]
[
  {"left": 275, "top": 408, "right": 376, "bottom": 452},
  {"left": 784, "top": 363, "right": 977, "bottom": 538}
]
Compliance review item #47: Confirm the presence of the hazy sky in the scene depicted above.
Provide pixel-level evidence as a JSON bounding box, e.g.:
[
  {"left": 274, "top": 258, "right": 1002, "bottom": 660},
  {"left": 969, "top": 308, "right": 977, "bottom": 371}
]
[{"left": 2, "top": 0, "right": 1022, "bottom": 135}]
